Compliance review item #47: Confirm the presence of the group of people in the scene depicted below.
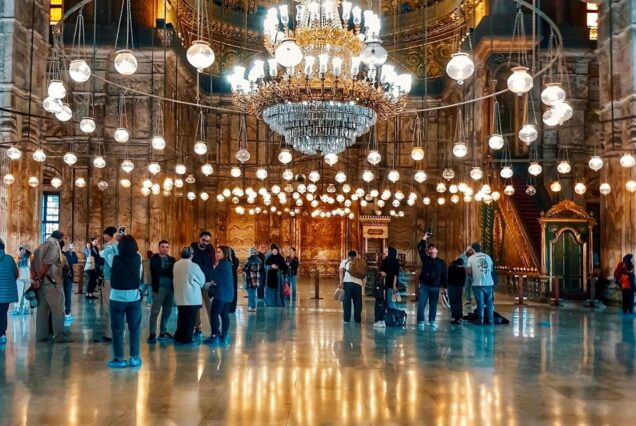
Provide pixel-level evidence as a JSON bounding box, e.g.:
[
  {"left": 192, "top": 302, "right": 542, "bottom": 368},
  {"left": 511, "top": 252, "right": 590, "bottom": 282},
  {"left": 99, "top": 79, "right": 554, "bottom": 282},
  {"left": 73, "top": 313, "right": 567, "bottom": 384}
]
[{"left": 339, "top": 231, "right": 496, "bottom": 329}]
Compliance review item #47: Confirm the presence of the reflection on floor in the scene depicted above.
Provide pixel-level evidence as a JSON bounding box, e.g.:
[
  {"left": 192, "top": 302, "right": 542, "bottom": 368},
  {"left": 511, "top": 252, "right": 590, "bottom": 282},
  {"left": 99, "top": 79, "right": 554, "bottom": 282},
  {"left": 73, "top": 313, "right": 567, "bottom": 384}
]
[{"left": 1, "top": 278, "right": 635, "bottom": 425}]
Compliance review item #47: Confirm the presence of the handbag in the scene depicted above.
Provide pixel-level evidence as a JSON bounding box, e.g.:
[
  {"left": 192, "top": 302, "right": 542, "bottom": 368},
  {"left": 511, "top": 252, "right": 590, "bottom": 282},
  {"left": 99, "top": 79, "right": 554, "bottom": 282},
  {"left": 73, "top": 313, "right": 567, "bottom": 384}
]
[
  {"left": 207, "top": 283, "right": 217, "bottom": 299},
  {"left": 334, "top": 287, "right": 344, "bottom": 302}
]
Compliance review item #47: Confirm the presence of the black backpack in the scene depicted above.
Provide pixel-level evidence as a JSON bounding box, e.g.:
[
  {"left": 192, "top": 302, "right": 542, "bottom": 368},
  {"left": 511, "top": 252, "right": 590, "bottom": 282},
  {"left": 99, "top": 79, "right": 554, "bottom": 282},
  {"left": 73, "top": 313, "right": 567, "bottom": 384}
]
[{"left": 384, "top": 307, "right": 407, "bottom": 327}]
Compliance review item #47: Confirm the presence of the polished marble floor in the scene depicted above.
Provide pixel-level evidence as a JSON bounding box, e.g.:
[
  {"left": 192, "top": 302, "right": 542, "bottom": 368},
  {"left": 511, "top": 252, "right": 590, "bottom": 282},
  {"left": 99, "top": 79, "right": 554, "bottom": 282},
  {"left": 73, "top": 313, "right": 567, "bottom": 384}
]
[{"left": 1, "top": 278, "right": 635, "bottom": 425}]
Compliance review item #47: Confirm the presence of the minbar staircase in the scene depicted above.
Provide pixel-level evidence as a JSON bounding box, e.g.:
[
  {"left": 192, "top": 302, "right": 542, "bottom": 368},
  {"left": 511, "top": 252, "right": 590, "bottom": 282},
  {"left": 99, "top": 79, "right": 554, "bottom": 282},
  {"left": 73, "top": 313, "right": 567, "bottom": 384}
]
[{"left": 509, "top": 174, "right": 550, "bottom": 258}]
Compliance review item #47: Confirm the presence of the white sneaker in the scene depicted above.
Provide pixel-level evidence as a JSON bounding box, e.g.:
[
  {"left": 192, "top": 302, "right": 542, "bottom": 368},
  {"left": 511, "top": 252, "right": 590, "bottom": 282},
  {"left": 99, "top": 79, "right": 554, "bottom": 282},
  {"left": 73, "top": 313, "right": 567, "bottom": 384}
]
[
  {"left": 373, "top": 321, "right": 386, "bottom": 329},
  {"left": 429, "top": 321, "right": 438, "bottom": 330},
  {"left": 417, "top": 321, "right": 426, "bottom": 329}
]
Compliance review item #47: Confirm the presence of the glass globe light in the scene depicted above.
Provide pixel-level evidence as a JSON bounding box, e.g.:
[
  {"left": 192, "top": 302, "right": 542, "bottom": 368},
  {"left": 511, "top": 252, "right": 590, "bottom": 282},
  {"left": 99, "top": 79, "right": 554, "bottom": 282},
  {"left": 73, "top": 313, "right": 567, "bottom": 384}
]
[
  {"left": 335, "top": 171, "right": 347, "bottom": 183},
  {"left": 626, "top": 180, "right": 636, "bottom": 193},
  {"left": 519, "top": 124, "right": 538, "bottom": 145},
  {"left": 236, "top": 148, "right": 251, "bottom": 163},
  {"left": 141, "top": 186, "right": 151, "bottom": 196},
  {"left": 360, "top": 40, "right": 388, "bottom": 66},
  {"left": 278, "top": 148, "right": 293, "bottom": 164},
  {"left": 599, "top": 182, "right": 611, "bottom": 195},
  {"left": 367, "top": 150, "right": 381, "bottom": 166},
  {"left": 151, "top": 184, "right": 161, "bottom": 195},
  {"left": 201, "top": 163, "right": 213, "bottom": 176},
  {"left": 271, "top": 185, "right": 281, "bottom": 194},
  {"left": 187, "top": 191, "right": 197, "bottom": 201},
  {"left": 120, "top": 160, "right": 134, "bottom": 173},
  {"left": 28, "top": 176, "right": 39, "bottom": 187},
  {"left": 488, "top": 134, "right": 504, "bottom": 150},
  {"left": 453, "top": 141, "right": 468, "bottom": 158},
  {"left": 91, "top": 155, "right": 105, "bottom": 169},
  {"left": 3, "top": 174, "right": 14, "bottom": 185},
  {"left": 274, "top": 38, "right": 303, "bottom": 68},
  {"left": 574, "top": 182, "right": 587, "bottom": 195},
  {"left": 324, "top": 153, "right": 338, "bottom": 166},
  {"left": 360, "top": 199, "right": 368, "bottom": 207},
  {"left": 97, "top": 180, "right": 109, "bottom": 191},
  {"left": 381, "top": 189, "right": 391, "bottom": 200},
  {"left": 80, "top": 117, "right": 96, "bottom": 134},
  {"left": 114, "top": 127, "right": 130, "bottom": 143},
  {"left": 449, "top": 184, "right": 458, "bottom": 194},
  {"left": 148, "top": 162, "right": 161, "bottom": 175},
  {"left": 445, "top": 52, "right": 474, "bottom": 85},
  {"left": 450, "top": 194, "right": 460, "bottom": 204},
  {"left": 308, "top": 171, "right": 320, "bottom": 182},
  {"left": 442, "top": 168, "right": 455, "bottom": 181},
  {"left": 414, "top": 170, "right": 427, "bottom": 183},
  {"left": 377, "top": 199, "right": 385, "bottom": 208},
  {"left": 437, "top": 197, "right": 446, "bottom": 205},
  {"left": 69, "top": 59, "right": 91, "bottom": 83},
  {"left": 542, "top": 109, "right": 560, "bottom": 127},
  {"left": 387, "top": 170, "right": 400, "bottom": 182},
  {"left": 327, "top": 184, "right": 337, "bottom": 194},
  {"left": 392, "top": 199, "right": 400, "bottom": 208},
  {"left": 32, "top": 148, "right": 46, "bottom": 162},
  {"left": 491, "top": 191, "right": 501, "bottom": 201},
  {"left": 436, "top": 182, "right": 447, "bottom": 193},
  {"left": 411, "top": 147, "right": 424, "bottom": 161},
  {"left": 175, "top": 164, "right": 187, "bottom": 175},
  {"left": 151, "top": 135, "right": 166, "bottom": 150},
  {"left": 423, "top": 197, "right": 431, "bottom": 205},
  {"left": 75, "top": 177, "right": 86, "bottom": 188},
  {"left": 174, "top": 178, "right": 184, "bottom": 188},
  {"left": 282, "top": 169, "right": 294, "bottom": 181},
  {"left": 470, "top": 167, "right": 483, "bottom": 181},
  {"left": 504, "top": 185, "right": 515, "bottom": 196},
  {"left": 43, "top": 96, "right": 63, "bottom": 113},
  {"left": 55, "top": 104, "right": 73, "bottom": 122},
  {"left": 507, "top": 66, "right": 533, "bottom": 95},
  {"left": 528, "top": 161, "right": 543, "bottom": 176},
  {"left": 406, "top": 198, "right": 415, "bottom": 206},
  {"left": 369, "top": 189, "right": 379, "bottom": 198},
  {"left": 620, "top": 153, "right": 636, "bottom": 168},
  {"left": 222, "top": 188, "right": 232, "bottom": 198},
  {"left": 541, "top": 83, "right": 566, "bottom": 106},
  {"left": 200, "top": 192, "right": 210, "bottom": 201},
  {"left": 193, "top": 141, "right": 207, "bottom": 155},
  {"left": 230, "top": 167, "right": 241, "bottom": 178},
  {"left": 550, "top": 180, "right": 562, "bottom": 192},
  {"left": 114, "top": 50, "right": 138, "bottom": 75},
  {"left": 394, "top": 190, "right": 405, "bottom": 201},
  {"left": 474, "top": 191, "right": 484, "bottom": 202},
  {"left": 216, "top": 194, "right": 224, "bottom": 202},
  {"left": 557, "top": 160, "right": 572, "bottom": 174},
  {"left": 142, "top": 179, "right": 153, "bottom": 189},
  {"left": 187, "top": 40, "right": 215, "bottom": 71},
  {"left": 464, "top": 194, "right": 473, "bottom": 202},
  {"left": 341, "top": 183, "right": 350, "bottom": 194},
  {"left": 588, "top": 155, "right": 604, "bottom": 171},
  {"left": 481, "top": 184, "right": 492, "bottom": 194},
  {"left": 458, "top": 182, "right": 468, "bottom": 193},
  {"left": 63, "top": 152, "right": 78, "bottom": 166},
  {"left": 552, "top": 101, "right": 573, "bottom": 123},
  {"left": 483, "top": 194, "right": 493, "bottom": 205},
  {"left": 256, "top": 168, "right": 268, "bottom": 180},
  {"left": 185, "top": 174, "right": 196, "bottom": 184},
  {"left": 50, "top": 177, "right": 62, "bottom": 188},
  {"left": 500, "top": 166, "right": 513, "bottom": 179},
  {"left": 47, "top": 79, "right": 66, "bottom": 98},
  {"left": 336, "top": 194, "right": 345, "bottom": 203}
]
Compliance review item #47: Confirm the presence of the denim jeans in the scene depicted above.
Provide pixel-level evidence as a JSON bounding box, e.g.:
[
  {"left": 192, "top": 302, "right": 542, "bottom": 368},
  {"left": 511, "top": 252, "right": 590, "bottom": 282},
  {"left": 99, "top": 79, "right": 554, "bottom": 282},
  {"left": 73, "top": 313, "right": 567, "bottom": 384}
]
[
  {"left": 289, "top": 275, "right": 297, "bottom": 300},
  {"left": 110, "top": 299, "right": 142, "bottom": 360},
  {"left": 210, "top": 297, "right": 231, "bottom": 338},
  {"left": 448, "top": 285, "right": 463, "bottom": 320},
  {"left": 386, "top": 288, "right": 398, "bottom": 309},
  {"left": 417, "top": 285, "right": 440, "bottom": 323},
  {"left": 343, "top": 282, "right": 362, "bottom": 323},
  {"left": 473, "top": 286, "right": 494, "bottom": 324},
  {"left": 247, "top": 287, "right": 257, "bottom": 309},
  {"left": 63, "top": 276, "right": 73, "bottom": 315}
]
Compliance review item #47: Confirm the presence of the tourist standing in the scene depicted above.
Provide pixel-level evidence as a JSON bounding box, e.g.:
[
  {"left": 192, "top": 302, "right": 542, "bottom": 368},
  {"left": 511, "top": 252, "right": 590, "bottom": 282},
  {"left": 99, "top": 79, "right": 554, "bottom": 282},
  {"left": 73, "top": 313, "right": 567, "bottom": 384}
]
[
  {"left": 141, "top": 250, "right": 153, "bottom": 306},
  {"left": 205, "top": 246, "right": 234, "bottom": 346},
  {"left": 61, "top": 241, "right": 78, "bottom": 322},
  {"left": 466, "top": 243, "right": 495, "bottom": 325},
  {"left": 286, "top": 247, "right": 299, "bottom": 301},
  {"left": 148, "top": 240, "right": 175, "bottom": 343},
  {"left": 265, "top": 244, "right": 287, "bottom": 307},
  {"left": 460, "top": 245, "right": 475, "bottom": 305},
  {"left": 380, "top": 247, "right": 400, "bottom": 309},
  {"left": 191, "top": 231, "right": 215, "bottom": 336},
  {"left": 99, "top": 226, "right": 121, "bottom": 342},
  {"left": 416, "top": 233, "right": 447, "bottom": 330},
  {"left": 173, "top": 246, "right": 206, "bottom": 345},
  {"left": 32, "top": 230, "right": 71, "bottom": 342},
  {"left": 257, "top": 243, "right": 268, "bottom": 299},
  {"left": 243, "top": 248, "right": 261, "bottom": 312},
  {"left": 339, "top": 250, "right": 365, "bottom": 323},
  {"left": 0, "top": 239, "right": 18, "bottom": 344},
  {"left": 83, "top": 239, "right": 100, "bottom": 300},
  {"left": 107, "top": 235, "right": 143, "bottom": 368},
  {"left": 447, "top": 257, "right": 467, "bottom": 324},
  {"left": 228, "top": 247, "right": 240, "bottom": 314},
  {"left": 14, "top": 245, "right": 31, "bottom": 315},
  {"left": 614, "top": 254, "right": 635, "bottom": 314}
]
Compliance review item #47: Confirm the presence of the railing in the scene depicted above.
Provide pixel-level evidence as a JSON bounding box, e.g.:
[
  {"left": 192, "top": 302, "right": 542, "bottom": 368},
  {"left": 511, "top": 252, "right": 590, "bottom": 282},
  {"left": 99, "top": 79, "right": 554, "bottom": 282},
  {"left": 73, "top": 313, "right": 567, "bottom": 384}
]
[{"left": 495, "top": 267, "right": 552, "bottom": 303}]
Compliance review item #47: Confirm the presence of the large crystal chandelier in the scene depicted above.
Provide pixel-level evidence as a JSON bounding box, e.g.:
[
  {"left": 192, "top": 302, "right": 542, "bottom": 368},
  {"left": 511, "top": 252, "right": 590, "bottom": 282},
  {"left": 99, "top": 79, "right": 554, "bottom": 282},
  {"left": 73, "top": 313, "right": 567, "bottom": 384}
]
[{"left": 229, "top": 1, "right": 411, "bottom": 157}]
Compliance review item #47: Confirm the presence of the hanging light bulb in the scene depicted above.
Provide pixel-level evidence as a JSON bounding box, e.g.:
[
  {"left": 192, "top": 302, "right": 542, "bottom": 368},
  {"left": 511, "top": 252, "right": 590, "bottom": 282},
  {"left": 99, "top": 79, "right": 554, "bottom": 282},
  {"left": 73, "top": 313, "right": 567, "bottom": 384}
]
[
  {"left": 175, "top": 164, "right": 187, "bottom": 175},
  {"left": 282, "top": 169, "right": 294, "bottom": 181},
  {"left": 507, "top": 66, "right": 533, "bottom": 95},
  {"left": 437, "top": 197, "right": 446, "bottom": 205},
  {"left": 552, "top": 101, "right": 573, "bottom": 123},
  {"left": 187, "top": 191, "right": 197, "bottom": 201},
  {"left": 448, "top": 184, "right": 458, "bottom": 194},
  {"left": 470, "top": 167, "right": 483, "bottom": 181},
  {"left": 387, "top": 170, "right": 400, "bottom": 182},
  {"left": 28, "top": 176, "right": 39, "bottom": 187},
  {"left": 114, "top": 50, "right": 138, "bottom": 76},
  {"left": 141, "top": 186, "right": 150, "bottom": 196},
  {"left": 442, "top": 168, "right": 455, "bottom": 181},
  {"left": 626, "top": 180, "right": 636, "bottom": 193},
  {"left": 452, "top": 141, "right": 468, "bottom": 158},
  {"left": 114, "top": 127, "right": 130, "bottom": 143},
  {"left": 193, "top": 141, "right": 207, "bottom": 155},
  {"left": 3, "top": 174, "right": 15, "bottom": 186},
  {"left": 445, "top": 52, "right": 474, "bottom": 85},
  {"left": 550, "top": 180, "right": 562, "bottom": 192},
  {"left": 541, "top": 83, "right": 566, "bottom": 106},
  {"left": 488, "top": 134, "right": 504, "bottom": 150},
  {"left": 256, "top": 168, "right": 268, "bottom": 180},
  {"left": 369, "top": 189, "right": 379, "bottom": 198},
  {"left": 200, "top": 191, "right": 210, "bottom": 201},
  {"left": 588, "top": 155, "right": 604, "bottom": 171},
  {"left": 519, "top": 124, "right": 538, "bottom": 144},
  {"left": 458, "top": 182, "right": 468, "bottom": 193},
  {"left": 43, "top": 96, "right": 63, "bottom": 113},
  {"left": 187, "top": 40, "right": 215, "bottom": 71},
  {"left": 150, "top": 183, "right": 160, "bottom": 195},
  {"left": 55, "top": 104, "right": 73, "bottom": 122},
  {"left": 411, "top": 147, "right": 424, "bottom": 161},
  {"left": 324, "top": 153, "right": 338, "bottom": 166},
  {"left": 174, "top": 178, "right": 184, "bottom": 188},
  {"left": 504, "top": 185, "right": 515, "bottom": 196},
  {"left": 185, "top": 174, "right": 196, "bottom": 184},
  {"left": 80, "top": 117, "right": 96, "bottom": 134},
  {"left": 148, "top": 162, "right": 161, "bottom": 175},
  {"left": 50, "top": 177, "right": 62, "bottom": 189},
  {"left": 360, "top": 40, "right": 388, "bottom": 67},
  {"left": 274, "top": 38, "right": 303, "bottom": 68},
  {"left": 557, "top": 160, "right": 571, "bottom": 174},
  {"left": 526, "top": 185, "right": 537, "bottom": 196},
  {"left": 481, "top": 184, "right": 492, "bottom": 194},
  {"left": 542, "top": 109, "right": 560, "bottom": 127},
  {"left": 75, "top": 177, "right": 87, "bottom": 188},
  {"left": 414, "top": 170, "right": 427, "bottom": 183},
  {"left": 335, "top": 171, "right": 347, "bottom": 183},
  {"left": 32, "top": 149, "right": 46, "bottom": 162},
  {"left": 308, "top": 171, "right": 320, "bottom": 182},
  {"left": 69, "top": 59, "right": 91, "bottom": 83},
  {"left": 500, "top": 166, "right": 514, "bottom": 179},
  {"left": 620, "top": 153, "right": 636, "bottom": 168},
  {"left": 599, "top": 182, "right": 611, "bottom": 195},
  {"left": 236, "top": 148, "right": 250, "bottom": 163},
  {"left": 278, "top": 148, "right": 293, "bottom": 164},
  {"left": 201, "top": 163, "right": 213, "bottom": 176},
  {"left": 47, "top": 79, "right": 66, "bottom": 99},
  {"left": 63, "top": 152, "right": 78, "bottom": 166},
  {"left": 151, "top": 135, "right": 166, "bottom": 150},
  {"left": 230, "top": 167, "right": 241, "bottom": 178},
  {"left": 121, "top": 159, "right": 134, "bottom": 173},
  {"left": 377, "top": 199, "right": 386, "bottom": 208},
  {"left": 436, "top": 182, "right": 447, "bottom": 193},
  {"left": 528, "top": 161, "right": 543, "bottom": 176},
  {"left": 574, "top": 182, "right": 587, "bottom": 195},
  {"left": 367, "top": 150, "right": 381, "bottom": 166},
  {"left": 491, "top": 191, "right": 501, "bottom": 201},
  {"left": 423, "top": 197, "right": 431, "bottom": 205}
]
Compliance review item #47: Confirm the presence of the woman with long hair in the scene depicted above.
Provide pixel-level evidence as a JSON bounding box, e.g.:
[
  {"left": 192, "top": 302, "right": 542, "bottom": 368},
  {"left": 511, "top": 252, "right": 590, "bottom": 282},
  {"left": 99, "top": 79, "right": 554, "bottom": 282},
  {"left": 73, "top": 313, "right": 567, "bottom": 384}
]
[
  {"left": 265, "top": 244, "right": 287, "bottom": 307},
  {"left": 614, "top": 254, "right": 635, "bottom": 314},
  {"left": 204, "top": 245, "right": 234, "bottom": 346},
  {"left": 14, "top": 245, "right": 31, "bottom": 315}
]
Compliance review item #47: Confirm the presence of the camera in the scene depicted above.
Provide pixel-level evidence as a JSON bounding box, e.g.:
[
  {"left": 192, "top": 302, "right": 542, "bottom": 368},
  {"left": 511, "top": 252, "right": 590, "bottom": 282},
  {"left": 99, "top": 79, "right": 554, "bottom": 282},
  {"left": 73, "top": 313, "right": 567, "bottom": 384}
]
[{"left": 118, "top": 226, "right": 126, "bottom": 236}]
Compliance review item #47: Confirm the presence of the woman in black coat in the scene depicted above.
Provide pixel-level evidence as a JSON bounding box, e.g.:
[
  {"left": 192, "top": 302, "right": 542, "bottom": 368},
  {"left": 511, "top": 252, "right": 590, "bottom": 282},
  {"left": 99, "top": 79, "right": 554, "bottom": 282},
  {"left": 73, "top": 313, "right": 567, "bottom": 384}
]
[
  {"left": 265, "top": 244, "right": 287, "bottom": 307},
  {"left": 228, "top": 248, "right": 240, "bottom": 313},
  {"left": 447, "top": 257, "right": 467, "bottom": 324}
]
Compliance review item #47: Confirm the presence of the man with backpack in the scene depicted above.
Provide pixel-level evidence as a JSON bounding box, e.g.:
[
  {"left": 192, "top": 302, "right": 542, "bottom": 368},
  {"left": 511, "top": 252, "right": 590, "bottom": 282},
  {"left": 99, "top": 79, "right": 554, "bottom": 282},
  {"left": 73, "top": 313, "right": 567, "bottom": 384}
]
[{"left": 338, "top": 250, "right": 367, "bottom": 323}]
